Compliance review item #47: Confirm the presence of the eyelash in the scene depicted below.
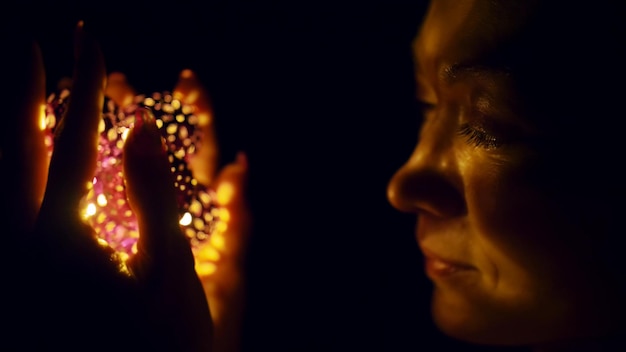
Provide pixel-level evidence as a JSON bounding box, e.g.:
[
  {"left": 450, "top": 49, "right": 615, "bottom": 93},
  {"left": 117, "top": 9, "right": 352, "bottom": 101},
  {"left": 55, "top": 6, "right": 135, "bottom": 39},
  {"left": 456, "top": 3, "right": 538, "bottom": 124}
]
[
  {"left": 416, "top": 100, "right": 503, "bottom": 150},
  {"left": 457, "top": 123, "right": 501, "bottom": 149}
]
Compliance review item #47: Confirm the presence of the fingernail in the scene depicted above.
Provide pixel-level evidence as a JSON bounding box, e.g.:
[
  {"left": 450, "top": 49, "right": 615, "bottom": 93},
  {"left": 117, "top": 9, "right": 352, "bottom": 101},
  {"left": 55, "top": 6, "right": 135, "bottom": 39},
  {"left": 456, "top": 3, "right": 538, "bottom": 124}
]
[{"left": 129, "top": 107, "right": 165, "bottom": 156}]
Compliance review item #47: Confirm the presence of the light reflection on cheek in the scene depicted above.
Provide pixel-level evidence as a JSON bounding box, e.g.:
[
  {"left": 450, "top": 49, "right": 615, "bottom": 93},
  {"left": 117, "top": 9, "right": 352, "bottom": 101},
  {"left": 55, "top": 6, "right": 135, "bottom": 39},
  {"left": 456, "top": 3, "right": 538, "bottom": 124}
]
[{"left": 44, "top": 89, "right": 223, "bottom": 275}]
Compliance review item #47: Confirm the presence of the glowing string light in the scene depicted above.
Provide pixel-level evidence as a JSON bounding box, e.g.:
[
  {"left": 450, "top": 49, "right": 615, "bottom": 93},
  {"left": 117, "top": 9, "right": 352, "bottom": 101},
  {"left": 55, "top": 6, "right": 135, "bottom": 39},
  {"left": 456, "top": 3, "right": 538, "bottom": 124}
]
[{"left": 45, "top": 90, "right": 221, "bottom": 259}]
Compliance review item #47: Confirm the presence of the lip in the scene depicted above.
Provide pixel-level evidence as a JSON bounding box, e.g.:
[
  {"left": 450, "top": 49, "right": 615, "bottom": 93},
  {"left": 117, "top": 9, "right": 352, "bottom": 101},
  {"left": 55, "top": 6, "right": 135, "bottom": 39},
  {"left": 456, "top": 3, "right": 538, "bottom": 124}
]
[{"left": 420, "top": 247, "right": 476, "bottom": 278}]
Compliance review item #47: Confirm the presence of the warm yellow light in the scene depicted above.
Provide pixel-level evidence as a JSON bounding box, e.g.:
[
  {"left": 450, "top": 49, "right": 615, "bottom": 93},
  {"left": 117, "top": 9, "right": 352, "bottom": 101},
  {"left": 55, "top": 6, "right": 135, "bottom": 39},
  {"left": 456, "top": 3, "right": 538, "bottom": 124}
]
[
  {"left": 210, "top": 232, "right": 225, "bottom": 250},
  {"left": 195, "top": 261, "right": 217, "bottom": 277},
  {"left": 39, "top": 105, "right": 47, "bottom": 130},
  {"left": 121, "top": 127, "right": 130, "bottom": 141},
  {"left": 166, "top": 123, "right": 178, "bottom": 135},
  {"left": 179, "top": 212, "right": 193, "bottom": 226},
  {"left": 117, "top": 252, "right": 129, "bottom": 262},
  {"left": 45, "top": 89, "right": 222, "bottom": 265},
  {"left": 197, "top": 245, "right": 220, "bottom": 262},
  {"left": 107, "top": 128, "right": 117, "bottom": 142},
  {"left": 86, "top": 203, "right": 97, "bottom": 217},
  {"left": 96, "top": 237, "right": 109, "bottom": 247},
  {"left": 186, "top": 90, "right": 199, "bottom": 104},
  {"left": 215, "top": 221, "right": 228, "bottom": 233},
  {"left": 219, "top": 208, "right": 230, "bottom": 222},
  {"left": 193, "top": 218, "right": 205, "bottom": 231},
  {"left": 182, "top": 104, "right": 193, "bottom": 115},
  {"left": 198, "top": 113, "right": 211, "bottom": 126},
  {"left": 189, "top": 199, "right": 202, "bottom": 214},
  {"left": 216, "top": 182, "right": 235, "bottom": 205},
  {"left": 96, "top": 193, "right": 107, "bottom": 206}
]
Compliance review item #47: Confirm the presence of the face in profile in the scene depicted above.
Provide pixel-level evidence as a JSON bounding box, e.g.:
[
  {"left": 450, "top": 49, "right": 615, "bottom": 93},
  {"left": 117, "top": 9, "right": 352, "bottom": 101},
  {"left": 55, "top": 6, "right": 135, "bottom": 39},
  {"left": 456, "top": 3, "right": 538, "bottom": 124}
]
[{"left": 387, "top": 0, "right": 626, "bottom": 347}]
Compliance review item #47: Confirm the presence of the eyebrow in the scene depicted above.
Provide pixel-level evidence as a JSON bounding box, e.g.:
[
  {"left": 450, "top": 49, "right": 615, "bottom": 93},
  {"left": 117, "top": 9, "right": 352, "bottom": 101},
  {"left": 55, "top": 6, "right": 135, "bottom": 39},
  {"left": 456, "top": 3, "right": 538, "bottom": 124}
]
[{"left": 439, "top": 62, "right": 511, "bottom": 85}]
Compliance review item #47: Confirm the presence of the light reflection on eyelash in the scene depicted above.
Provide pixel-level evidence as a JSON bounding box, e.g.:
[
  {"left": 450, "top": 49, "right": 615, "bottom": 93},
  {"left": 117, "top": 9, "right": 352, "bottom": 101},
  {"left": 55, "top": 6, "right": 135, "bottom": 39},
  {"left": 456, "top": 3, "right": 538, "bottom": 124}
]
[{"left": 457, "top": 123, "right": 500, "bottom": 149}]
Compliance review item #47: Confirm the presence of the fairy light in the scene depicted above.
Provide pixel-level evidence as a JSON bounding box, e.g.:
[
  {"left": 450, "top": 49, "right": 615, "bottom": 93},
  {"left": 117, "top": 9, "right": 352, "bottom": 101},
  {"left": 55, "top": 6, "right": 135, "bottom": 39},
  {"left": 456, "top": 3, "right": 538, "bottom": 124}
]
[{"left": 45, "top": 89, "right": 221, "bottom": 261}]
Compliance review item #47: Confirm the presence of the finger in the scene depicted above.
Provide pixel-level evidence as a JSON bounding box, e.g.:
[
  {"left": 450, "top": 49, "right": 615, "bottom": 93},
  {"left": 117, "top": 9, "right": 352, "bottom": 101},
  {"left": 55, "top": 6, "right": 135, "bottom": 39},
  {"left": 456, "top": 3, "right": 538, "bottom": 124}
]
[
  {"left": 173, "top": 69, "right": 218, "bottom": 186},
  {"left": 123, "top": 108, "right": 181, "bottom": 262},
  {"left": 123, "top": 107, "right": 213, "bottom": 351},
  {"left": 196, "top": 152, "right": 249, "bottom": 352},
  {"left": 200, "top": 152, "right": 250, "bottom": 271},
  {"left": 1, "top": 39, "right": 49, "bottom": 233},
  {"left": 197, "top": 152, "right": 250, "bottom": 284},
  {"left": 105, "top": 72, "right": 136, "bottom": 109},
  {"left": 53, "top": 76, "right": 73, "bottom": 92},
  {"left": 39, "top": 21, "right": 106, "bottom": 220}
]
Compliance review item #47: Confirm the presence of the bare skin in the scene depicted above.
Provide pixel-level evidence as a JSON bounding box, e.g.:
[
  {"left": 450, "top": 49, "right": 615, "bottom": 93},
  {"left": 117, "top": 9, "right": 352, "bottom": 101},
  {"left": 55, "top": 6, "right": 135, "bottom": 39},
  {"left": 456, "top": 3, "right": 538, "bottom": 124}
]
[
  {"left": 388, "top": 1, "right": 626, "bottom": 350},
  {"left": 2, "top": 22, "right": 250, "bottom": 352}
]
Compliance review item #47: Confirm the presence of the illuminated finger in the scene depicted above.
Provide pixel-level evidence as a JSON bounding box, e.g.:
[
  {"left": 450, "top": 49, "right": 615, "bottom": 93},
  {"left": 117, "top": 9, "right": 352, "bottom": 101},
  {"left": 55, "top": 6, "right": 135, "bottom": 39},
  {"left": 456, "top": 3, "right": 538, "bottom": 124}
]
[
  {"left": 195, "top": 152, "right": 250, "bottom": 276},
  {"left": 173, "top": 69, "right": 218, "bottom": 186},
  {"left": 213, "top": 152, "right": 249, "bottom": 261},
  {"left": 1, "top": 40, "right": 49, "bottom": 232},
  {"left": 197, "top": 152, "right": 249, "bottom": 352},
  {"left": 123, "top": 107, "right": 213, "bottom": 351},
  {"left": 40, "top": 21, "right": 106, "bottom": 219},
  {"left": 105, "top": 72, "right": 136, "bottom": 109}
]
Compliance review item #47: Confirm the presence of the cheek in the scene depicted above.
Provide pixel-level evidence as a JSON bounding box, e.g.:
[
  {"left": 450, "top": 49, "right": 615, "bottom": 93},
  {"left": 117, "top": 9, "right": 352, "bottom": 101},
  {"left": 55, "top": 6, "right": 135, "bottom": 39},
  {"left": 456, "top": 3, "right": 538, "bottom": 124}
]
[
  {"left": 465, "top": 154, "right": 582, "bottom": 281},
  {"left": 454, "top": 149, "right": 554, "bottom": 293},
  {"left": 463, "top": 159, "right": 556, "bottom": 303},
  {"left": 449, "top": 154, "right": 619, "bottom": 343}
]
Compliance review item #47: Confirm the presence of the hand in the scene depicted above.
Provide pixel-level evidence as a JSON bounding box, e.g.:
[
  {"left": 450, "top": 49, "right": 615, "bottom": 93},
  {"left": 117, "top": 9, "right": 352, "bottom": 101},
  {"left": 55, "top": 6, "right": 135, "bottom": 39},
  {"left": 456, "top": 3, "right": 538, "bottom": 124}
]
[
  {"left": 106, "top": 69, "right": 251, "bottom": 352},
  {"left": 1, "top": 21, "right": 250, "bottom": 352}
]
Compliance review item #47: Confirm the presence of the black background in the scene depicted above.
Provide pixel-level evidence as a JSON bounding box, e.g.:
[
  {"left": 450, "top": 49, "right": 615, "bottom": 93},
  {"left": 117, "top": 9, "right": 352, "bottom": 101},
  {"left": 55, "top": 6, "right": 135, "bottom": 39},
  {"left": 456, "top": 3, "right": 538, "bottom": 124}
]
[{"left": 6, "top": 1, "right": 518, "bottom": 351}]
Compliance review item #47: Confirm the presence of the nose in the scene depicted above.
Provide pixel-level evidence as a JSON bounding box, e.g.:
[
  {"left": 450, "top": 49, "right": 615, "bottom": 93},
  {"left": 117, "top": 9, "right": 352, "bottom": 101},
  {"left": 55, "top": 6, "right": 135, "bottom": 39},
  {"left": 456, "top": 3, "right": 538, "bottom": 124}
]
[{"left": 387, "top": 136, "right": 466, "bottom": 218}]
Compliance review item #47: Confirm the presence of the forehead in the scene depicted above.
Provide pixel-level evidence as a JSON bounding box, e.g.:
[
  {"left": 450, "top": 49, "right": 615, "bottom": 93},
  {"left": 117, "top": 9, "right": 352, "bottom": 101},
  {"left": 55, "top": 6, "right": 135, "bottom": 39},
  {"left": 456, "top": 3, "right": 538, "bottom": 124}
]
[{"left": 413, "top": 0, "right": 537, "bottom": 75}]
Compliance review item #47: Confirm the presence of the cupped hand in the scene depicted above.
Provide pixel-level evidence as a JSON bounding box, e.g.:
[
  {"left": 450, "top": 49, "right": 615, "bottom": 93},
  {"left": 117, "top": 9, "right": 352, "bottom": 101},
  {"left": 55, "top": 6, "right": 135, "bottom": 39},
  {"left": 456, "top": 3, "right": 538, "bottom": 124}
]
[{"left": 1, "top": 21, "right": 250, "bottom": 352}]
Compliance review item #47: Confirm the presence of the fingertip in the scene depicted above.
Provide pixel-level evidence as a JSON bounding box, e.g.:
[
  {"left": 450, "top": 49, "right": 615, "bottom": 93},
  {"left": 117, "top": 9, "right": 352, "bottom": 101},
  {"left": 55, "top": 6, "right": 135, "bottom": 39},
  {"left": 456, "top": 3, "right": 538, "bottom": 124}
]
[
  {"left": 213, "top": 153, "right": 249, "bottom": 206},
  {"left": 174, "top": 69, "right": 197, "bottom": 96},
  {"left": 41, "top": 22, "right": 107, "bottom": 216},
  {"left": 56, "top": 77, "right": 73, "bottom": 91},
  {"left": 236, "top": 151, "right": 248, "bottom": 170},
  {"left": 180, "top": 68, "right": 195, "bottom": 79},
  {"left": 107, "top": 71, "right": 127, "bottom": 83},
  {"left": 73, "top": 20, "right": 85, "bottom": 61},
  {"left": 105, "top": 72, "right": 136, "bottom": 107}
]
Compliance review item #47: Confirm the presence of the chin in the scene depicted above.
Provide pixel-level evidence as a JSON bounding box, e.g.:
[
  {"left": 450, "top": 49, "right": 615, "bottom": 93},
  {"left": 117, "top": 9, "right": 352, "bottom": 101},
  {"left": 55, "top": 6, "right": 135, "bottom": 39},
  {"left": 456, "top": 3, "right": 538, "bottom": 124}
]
[
  {"left": 430, "top": 288, "right": 503, "bottom": 345},
  {"left": 429, "top": 286, "right": 571, "bottom": 347}
]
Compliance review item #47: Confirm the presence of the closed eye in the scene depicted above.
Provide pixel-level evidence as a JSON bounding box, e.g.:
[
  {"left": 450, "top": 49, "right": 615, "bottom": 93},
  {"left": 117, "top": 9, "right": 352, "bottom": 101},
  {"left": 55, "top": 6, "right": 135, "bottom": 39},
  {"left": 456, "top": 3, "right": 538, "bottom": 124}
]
[{"left": 457, "top": 123, "right": 501, "bottom": 149}]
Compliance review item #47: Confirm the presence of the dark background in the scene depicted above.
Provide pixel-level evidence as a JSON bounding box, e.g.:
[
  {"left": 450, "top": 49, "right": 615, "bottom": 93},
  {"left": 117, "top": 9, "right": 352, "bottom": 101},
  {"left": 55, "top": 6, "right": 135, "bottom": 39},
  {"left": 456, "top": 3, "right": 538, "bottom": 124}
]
[{"left": 8, "top": 1, "right": 517, "bottom": 351}]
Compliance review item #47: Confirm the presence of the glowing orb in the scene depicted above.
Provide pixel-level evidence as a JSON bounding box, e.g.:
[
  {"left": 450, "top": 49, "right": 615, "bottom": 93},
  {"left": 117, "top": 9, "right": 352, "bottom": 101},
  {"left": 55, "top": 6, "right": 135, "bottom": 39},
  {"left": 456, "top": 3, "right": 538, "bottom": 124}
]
[{"left": 44, "top": 89, "right": 220, "bottom": 259}]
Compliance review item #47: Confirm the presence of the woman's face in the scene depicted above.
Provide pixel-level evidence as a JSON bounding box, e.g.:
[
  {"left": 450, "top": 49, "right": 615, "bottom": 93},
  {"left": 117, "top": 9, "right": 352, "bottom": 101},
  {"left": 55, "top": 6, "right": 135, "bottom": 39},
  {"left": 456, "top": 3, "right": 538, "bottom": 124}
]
[{"left": 387, "top": 0, "right": 623, "bottom": 346}]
